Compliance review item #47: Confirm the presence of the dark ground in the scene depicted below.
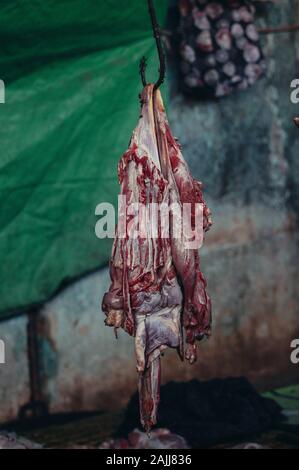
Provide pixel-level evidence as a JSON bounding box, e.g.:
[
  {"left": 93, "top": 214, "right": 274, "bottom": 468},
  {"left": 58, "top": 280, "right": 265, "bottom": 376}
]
[{"left": 1, "top": 382, "right": 299, "bottom": 449}]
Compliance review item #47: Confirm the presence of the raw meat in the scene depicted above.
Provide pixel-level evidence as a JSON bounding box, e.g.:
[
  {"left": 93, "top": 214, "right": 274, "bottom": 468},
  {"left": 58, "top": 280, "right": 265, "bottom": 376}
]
[
  {"left": 102, "top": 84, "right": 212, "bottom": 432},
  {"left": 0, "top": 432, "right": 43, "bottom": 449},
  {"left": 100, "top": 428, "right": 190, "bottom": 449}
]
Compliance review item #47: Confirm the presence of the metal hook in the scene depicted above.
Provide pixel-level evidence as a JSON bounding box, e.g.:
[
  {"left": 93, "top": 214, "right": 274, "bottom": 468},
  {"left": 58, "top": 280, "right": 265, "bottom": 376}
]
[{"left": 140, "top": 0, "right": 166, "bottom": 91}]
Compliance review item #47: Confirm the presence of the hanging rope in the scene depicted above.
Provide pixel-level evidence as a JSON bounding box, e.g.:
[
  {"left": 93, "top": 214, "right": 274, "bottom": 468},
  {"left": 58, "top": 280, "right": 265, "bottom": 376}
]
[{"left": 140, "top": 0, "right": 166, "bottom": 91}]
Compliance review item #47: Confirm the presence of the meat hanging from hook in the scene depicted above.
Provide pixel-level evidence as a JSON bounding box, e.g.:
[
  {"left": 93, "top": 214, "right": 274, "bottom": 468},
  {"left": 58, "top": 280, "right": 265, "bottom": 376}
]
[{"left": 140, "top": 0, "right": 166, "bottom": 91}]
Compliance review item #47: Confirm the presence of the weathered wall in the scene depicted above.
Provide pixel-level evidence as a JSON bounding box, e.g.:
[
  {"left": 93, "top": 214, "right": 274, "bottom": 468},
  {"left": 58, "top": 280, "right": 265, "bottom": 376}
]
[{"left": 0, "top": 0, "right": 299, "bottom": 424}]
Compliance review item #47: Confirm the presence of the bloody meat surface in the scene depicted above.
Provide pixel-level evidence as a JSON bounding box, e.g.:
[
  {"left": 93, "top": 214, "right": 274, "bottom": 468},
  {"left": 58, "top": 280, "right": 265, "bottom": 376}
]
[{"left": 102, "top": 84, "right": 212, "bottom": 432}]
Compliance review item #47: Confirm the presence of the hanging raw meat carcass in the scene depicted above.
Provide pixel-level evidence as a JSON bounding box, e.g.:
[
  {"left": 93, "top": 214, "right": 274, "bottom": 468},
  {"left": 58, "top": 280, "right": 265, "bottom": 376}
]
[{"left": 102, "top": 85, "right": 212, "bottom": 432}]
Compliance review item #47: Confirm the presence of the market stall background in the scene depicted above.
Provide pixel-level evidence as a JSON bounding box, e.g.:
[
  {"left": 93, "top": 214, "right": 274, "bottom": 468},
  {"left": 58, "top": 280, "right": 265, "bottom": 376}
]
[{"left": 0, "top": 0, "right": 298, "bottom": 428}]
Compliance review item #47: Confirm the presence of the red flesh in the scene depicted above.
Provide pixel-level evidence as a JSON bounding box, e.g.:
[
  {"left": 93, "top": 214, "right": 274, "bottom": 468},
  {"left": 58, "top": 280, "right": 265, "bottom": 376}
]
[{"left": 102, "top": 85, "right": 212, "bottom": 431}]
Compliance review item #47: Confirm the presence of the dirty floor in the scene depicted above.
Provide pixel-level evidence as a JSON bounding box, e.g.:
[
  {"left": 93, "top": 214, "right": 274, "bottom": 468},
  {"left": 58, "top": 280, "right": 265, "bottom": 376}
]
[{"left": 1, "top": 385, "right": 299, "bottom": 449}]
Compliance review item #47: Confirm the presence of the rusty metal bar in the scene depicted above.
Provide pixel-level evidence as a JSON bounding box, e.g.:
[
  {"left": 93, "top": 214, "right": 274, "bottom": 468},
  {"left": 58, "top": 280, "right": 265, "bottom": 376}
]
[
  {"left": 19, "top": 309, "right": 48, "bottom": 421},
  {"left": 258, "top": 24, "right": 299, "bottom": 35}
]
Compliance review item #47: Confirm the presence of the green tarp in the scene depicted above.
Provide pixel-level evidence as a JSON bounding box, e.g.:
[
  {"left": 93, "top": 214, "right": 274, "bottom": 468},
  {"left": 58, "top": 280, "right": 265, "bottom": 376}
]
[
  {"left": 263, "top": 386, "right": 299, "bottom": 426},
  {"left": 0, "top": 0, "right": 168, "bottom": 318}
]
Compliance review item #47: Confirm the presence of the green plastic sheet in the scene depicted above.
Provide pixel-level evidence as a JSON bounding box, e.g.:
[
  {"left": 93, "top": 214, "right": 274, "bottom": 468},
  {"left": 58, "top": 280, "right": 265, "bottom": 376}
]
[{"left": 0, "top": 0, "right": 168, "bottom": 318}]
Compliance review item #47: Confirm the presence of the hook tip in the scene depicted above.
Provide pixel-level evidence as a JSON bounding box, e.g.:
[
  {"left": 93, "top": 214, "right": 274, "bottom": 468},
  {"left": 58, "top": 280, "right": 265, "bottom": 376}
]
[{"left": 140, "top": 56, "right": 148, "bottom": 88}]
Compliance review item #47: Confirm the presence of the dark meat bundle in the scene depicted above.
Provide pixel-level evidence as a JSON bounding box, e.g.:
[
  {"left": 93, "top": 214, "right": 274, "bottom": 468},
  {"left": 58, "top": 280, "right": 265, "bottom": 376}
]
[
  {"left": 102, "top": 85, "right": 212, "bottom": 432},
  {"left": 178, "top": 0, "right": 266, "bottom": 98}
]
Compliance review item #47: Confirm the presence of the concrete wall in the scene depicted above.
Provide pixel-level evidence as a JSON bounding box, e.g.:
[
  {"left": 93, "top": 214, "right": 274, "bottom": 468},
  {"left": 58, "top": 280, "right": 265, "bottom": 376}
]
[{"left": 0, "top": 0, "right": 299, "bottom": 424}]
